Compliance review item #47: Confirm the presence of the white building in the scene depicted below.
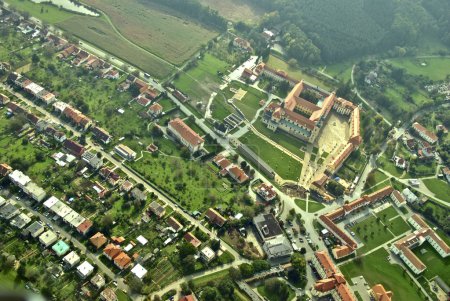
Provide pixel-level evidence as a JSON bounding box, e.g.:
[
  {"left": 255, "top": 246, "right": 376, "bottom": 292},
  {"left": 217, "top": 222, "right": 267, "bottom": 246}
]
[
  {"left": 63, "top": 251, "right": 81, "bottom": 267},
  {"left": 23, "top": 182, "right": 46, "bottom": 202},
  {"left": 8, "top": 170, "right": 31, "bottom": 189},
  {"left": 390, "top": 190, "right": 406, "bottom": 207},
  {"left": 402, "top": 188, "right": 418, "bottom": 203},
  {"left": 77, "top": 261, "right": 94, "bottom": 279},
  {"left": 200, "top": 246, "right": 216, "bottom": 263},
  {"left": 39, "top": 230, "right": 57, "bottom": 247},
  {"left": 131, "top": 264, "right": 148, "bottom": 280},
  {"left": 114, "top": 144, "right": 136, "bottom": 161}
]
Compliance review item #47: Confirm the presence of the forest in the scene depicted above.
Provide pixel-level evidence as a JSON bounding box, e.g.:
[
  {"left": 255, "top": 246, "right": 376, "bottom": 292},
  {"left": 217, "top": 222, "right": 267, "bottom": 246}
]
[{"left": 244, "top": 0, "right": 450, "bottom": 63}]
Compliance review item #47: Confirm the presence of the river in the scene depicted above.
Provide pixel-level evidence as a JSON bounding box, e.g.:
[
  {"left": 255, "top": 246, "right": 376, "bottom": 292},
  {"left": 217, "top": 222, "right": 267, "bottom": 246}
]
[{"left": 31, "top": 0, "right": 99, "bottom": 16}]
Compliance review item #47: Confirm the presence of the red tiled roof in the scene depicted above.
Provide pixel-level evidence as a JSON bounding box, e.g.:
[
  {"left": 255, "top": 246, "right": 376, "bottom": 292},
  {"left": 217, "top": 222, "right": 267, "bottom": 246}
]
[
  {"left": 205, "top": 208, "right": 227, "bottom": 227},
  {"left": 183, "top": 232, "right": 201, "bottom": 248},
  {"left": 315, "top": 251, "right": 338, "bottom": 278},
  {"left": 167, "top": 216, "right": 183, "bottom": 231},
  {"left": 413, "top": 122, "right": 438, "bottom": 142},
  {"left": 77, "top": 219, "right": 93, "bottom": 234},
  {"left": 168, "top": 118, "right": 204, "bottom": 148},
  {"left": 371, "top": 284, "right": 393, "bottom": 301},
  {"left": 113, "top": 252, "right": 131, "bottom": 269},
  {"left": 148, "top": 102, "right": 163, "bottom": 113},
  {"left": 90, "top": 232, "right": 107, "bottom": 249},
  {"left": 103, "top": 243, "right": 122, "bottom": 259},
  {"left": 178, "top": 295, "right": 196, "bottom": 301},
  {"left": 227, "top": 165, "right": 249, "bottom": 183}
]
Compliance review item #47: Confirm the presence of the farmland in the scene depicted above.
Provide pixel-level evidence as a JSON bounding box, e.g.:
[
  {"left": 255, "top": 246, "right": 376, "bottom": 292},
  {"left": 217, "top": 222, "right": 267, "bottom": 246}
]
[
  {"left": 198, "top": 0, "right": 264, "bottom": 23},
  {"left": 83, "top": 0, "right": 218, "bottom": 65}
]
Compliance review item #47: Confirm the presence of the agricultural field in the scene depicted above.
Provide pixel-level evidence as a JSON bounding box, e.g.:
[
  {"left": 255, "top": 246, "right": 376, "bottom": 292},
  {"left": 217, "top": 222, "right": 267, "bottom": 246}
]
[
  {"left": 198, "top": 0, "right": 264, "bottom": 23},
  {"left": 239, "top": 131, "right": 302, "bottom": 181},
  {"left": 83, "top": 0, "right": 218, "bottom": 65},
  {"left": 422, "top": 179, "right": 450, "bottom": 203},
  {"left": 266, "top": 55, "right": 333, "bottom": 90},
  {"left": 340, "top": 249, "right": 425, "bottom": 301},
  {"left": 389, "top": 57, "right": 450, "bottom": 81}
]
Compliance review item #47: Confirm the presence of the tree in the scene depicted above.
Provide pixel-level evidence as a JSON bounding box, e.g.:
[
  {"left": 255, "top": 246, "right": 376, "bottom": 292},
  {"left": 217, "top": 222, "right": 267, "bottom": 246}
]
[
  {"left": 201, "top": 287, "right": 220, "bottom": 301},
  {"left": 128, "top": 276, "right": 143, "bottom": 294},
  {"left": 288, "top": 253, "right": 306, "bottom": 283},
  {"left": 100, "top": 214, "right": 113, "bottom": 231},
  {"left": 218, "top": 279, "right": 235, "bottom": 298},
  {"left": 180, "top": 282, "right": 191, "bottom": 295},
  {"left": 264, "top": 278, "right": 289, "bottom": 300},
  {"left": 229, "top": 267, "right": 242, "bottom": 280},
  {"left": 239, "top": 263, "right": 254, "bottom": 278},
  {"left": 182, "top": 255, "right": 196, "bottom": 274},
  {"left": 210, "top": 239, "right": 221, "bottom": 252},
  {"left": 31, "top": 53, "right": 40, "bottom": 64},
  {"left": 252, "top": 260, "right": 270, "bottom": 273},
  {"left": 179, "top": 243, "right": 197, "bottom": 258}
]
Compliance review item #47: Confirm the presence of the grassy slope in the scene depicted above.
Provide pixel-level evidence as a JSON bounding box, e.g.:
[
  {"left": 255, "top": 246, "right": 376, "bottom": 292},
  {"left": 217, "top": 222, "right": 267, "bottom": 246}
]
[
  {"left": 198, "top": 0, "right": 264, "bottom": 23},
  {"left": 83, "top": 0, "right": 217, "bottom": 65},
  {"left": 389, "top": 57, "right": 450, "bottom": 81},
  {"left": 340, "top": 249, "right": 424, "bottom": 301},
  {"left": 240, "top": 131, "right": 302, "bottom": 181},
  {"left": 422, "top": 178, "right": 450, "bottom": 203}
]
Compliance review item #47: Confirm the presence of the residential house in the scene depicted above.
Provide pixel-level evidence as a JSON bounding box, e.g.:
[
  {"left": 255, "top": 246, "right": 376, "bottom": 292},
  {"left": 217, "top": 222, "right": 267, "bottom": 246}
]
[
  {"left": 100, "top": 167, "right": 120, "bottom": 186},
  {"left": 120, "top": 180, "right": 134, "bottom": 192},
  {"left": 148, "top": 102, "right": 163, "bottom": 117},
  {"left": 39, "top": 230, "right": 57, "bottom": 247},
  {"left": 9, "top": 170, "right": 31, "bottom": 189},
  {"left": 103, "top": 69, "right": 120, "bottom": 80},
  {"left": 131, "top": 264, "right": 148, "bottom": 279},
  {"left": 0, "top": 202, "right": 19, "bottom": 220},
  {"left": 0, "top": 93, "right": 10, "bottom": 105},
  {"left": 256, "top": 183, "right": 277, "bottom": 202},
  {"left": 178, "top": 295, "right": 197, "bottom": 301},
  {"left": 131, "top": 188, "right": 147, "bottom": 202},
  {"left": 168, "top": 118, "right": 204, "bottom": 153},
  {"left": 25, "top": 221, "right": 45, "bottom": 238},
  {"left": 184, "top": 232, "right": 201, "bottom": 248},
  {"left": 77, "top": 219, "right": 93, "bottom": 236},
  {"left": 45, "top": 126, "right": 67, "bottom": 143},
  {"left": 62, "top": 106, "right": 92, "bottom": 131},
  {"left": 200, "top": 246, "right": 215, "bottom": 263},
  {"left": 233, "top": 37, "right": 252, "bottom": 52},
  {"left": 90, "top": 232, "right": 108, "bottom": 249},
  {"left": 103, "top": 243, "right": 122, "bottom": 260},
  {"left": 167, "top": 216, "right": 183, "bottom": 232},
  {"left": 205, "top": 208, "right": 227, "bottom": 227},
  {"left": 0, "top": 163, "right": 12, "bottom": 177},
  {"left": 225, "top": 165, "right": 249, "bottom": 184},
  {"left": 113, "top": 252, "right": 131, "bottom": 270},
  {"left": 100, "top": 288, "right": 118, "bottom": 301},
  {"left": 92, "top": 126, "right": 112, "bottom": 144},
  {"left": 23, "top": 182, "right": 46, "bottom": 202},
  {"left": 442, "top": 167, "right": 450, "bottom": 183},
  {"left": 82, "top": 151, "right": 103, "bottom": 170},
  {"left": 63, "top": 251, "right": 80, "bottom": 268},
  {"left": 114, "top": 144, "right": 136, "bottom": 161},
  {"left": 10, "top": 213, "right": 31, "bottom": 229},
  {"left": 52, "top": 240, "right": 70, "bottom": 256},
  {"left": 63, "top": 139, "right": 85, "bottom": 157},
  {"left": 77, "top": 261, "right": 94, "bottom": 279},
  {"left": 393, "top": 156, "right": 407, "bottom": 169},
  {"left": 149, "top": 201, "right": 165, "bottom": 218},
  {"left": 90, "top": 273, "right": 106, "bottom": 289}
]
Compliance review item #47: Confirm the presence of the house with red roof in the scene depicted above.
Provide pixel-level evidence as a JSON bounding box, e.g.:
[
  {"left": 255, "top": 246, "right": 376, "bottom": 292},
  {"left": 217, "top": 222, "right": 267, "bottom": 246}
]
[
  {"left": 168, "top": 118, "right": 204, "bottom": 153},
  {"left": 205, "top": 208, "right": 227, "bottom": 227},
  {"left": 183, "top": 232, "right": 201, "bottom": 248}
]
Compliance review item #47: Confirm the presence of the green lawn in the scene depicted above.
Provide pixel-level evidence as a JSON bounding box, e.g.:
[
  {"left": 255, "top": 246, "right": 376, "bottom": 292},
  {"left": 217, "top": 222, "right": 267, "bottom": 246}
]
[
  {"left": 413, "top": 242, "right": 450, "bottom": 286},
  {"left": 240, "top": 132, "right": 302, "bottom": 181},
  {"left": 183, "top": 117, "right": 206, "bottom": 136},
  {"left": 423, "top": 178, "right": 450, "bottom": 203},
  {"left": 351, "top": 215, "right": 394, "bottom": 254},
  {"left": 375, "top": 206, "right": 399, "bottom": 221},
  {"left": 252, "top": 119, "right": 305, "bottom": 159},
  {"left": 324, "top": 60, "right": 354, "bottom": 83},
  {"left": 340, "top": 249, "right": 425, "bottom": 301},
  {"left": 266, "top": 55, "right": 332, "bottom": 90},
  {"left": 295, "top": 199, "right": 325, "bottom": 213},
  {"left": 378, "top": 155, "right": 405, "bottom": 178},
  {"left": 211, "top": 93, "right": 235, "bottom": 120},
  {"left": 158, "top": 97, "right": 177, "bottom": 112},
  {"left": 228, "top": 82, "right": 267, "bottom": 120},
  {"left": 387, "top": 216, "right": 412, "bottom": 236},
  {"left": 191, "top": 269, "right": 231, "bottom": 287},
  {"left": 389, "top": 57, "right": 450, "bottom": 81}
]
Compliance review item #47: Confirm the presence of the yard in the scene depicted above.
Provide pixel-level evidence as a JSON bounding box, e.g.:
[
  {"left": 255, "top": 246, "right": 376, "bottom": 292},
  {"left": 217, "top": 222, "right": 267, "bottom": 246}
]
[
  {"left": 422, "top": 179, "right": 450, "bottom": 203},
  {"left": 83, "top": 0, "right": 218, "bottom": 65},
  {"left": 350, "top": 214, "right": 395, "bottom": 255},
  {"left": 340, "top": 248, "right": 425, "bottom": 301},
  {"left": 413, "top": 242, "right": 450, "bottom": 286},
  {"left": 224, "top": 81, "right": 267, "bottom": 120},
  {"left": 239, "top": 131, "right": 303, "bottom": 181}
]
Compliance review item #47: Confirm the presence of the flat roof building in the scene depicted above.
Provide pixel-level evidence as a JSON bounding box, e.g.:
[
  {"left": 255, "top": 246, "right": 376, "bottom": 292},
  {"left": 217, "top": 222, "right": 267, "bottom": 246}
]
[
  {"left": 114, "top": 144, "right": 136, "bottom": 161},
  {"left": 52, "top": 240, "right": 70, "bottom": 256},
  {"left": 77, "top": 261, "right": 94, "bottom": 279},
  {"left": 63, "top": 251, "right": 80, "bottom": 267},
  {"left": 25, "top": 221, "right": 45, "bottom": 238},
  {"left": 39, "top": 230, "right": 57, "bottom": 247},
  {"left": 10, "top": 212, "right": 31, "bottom": 229},
  {"left": 253, "top": 213, "right": 283, "bottom": 241}
]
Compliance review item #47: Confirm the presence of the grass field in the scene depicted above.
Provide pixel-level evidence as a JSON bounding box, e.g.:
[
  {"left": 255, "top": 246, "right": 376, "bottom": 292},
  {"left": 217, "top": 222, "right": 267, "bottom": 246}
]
[
  {"left": 83, "top": 0, "right": 217, "bottom": 65},
  {"left": 173, "top": 53, "right": 229, "bottom": 106},
  {"left": 340, "top": 249, "right": 424, "bottom": 301},
  {"left": 351, "top": 215, "right": 395, "bottom": 254},
  {"left": 389, "top": 57, "right": 450, "bottom": 81},
  {"left": 211, "top": 93, "right": 235, "bottom": 120},
  {"left": 240, "top": 131, "right": 302, "bottom": 181},
  {"left": 226, "top": 82, "right": 267, "bottom": 120},
  {"left": 413, "top": 242, "right": 450, "bottom": 286},
  {"left": 423, "top": 178, "right": 450, "bottom": 203},
  {"left": 375, "top": 206, "right": 399, "bottom": 221},
  {"left": 252, "top": 119, "right": 305, "bottom": 159},
  {"left": 266, "top": 55, "right": 332, "bottom": 90},
  {"left": 198, "top": 0, "right": 264, "bottom": 22},
  {"left": 324, "top": 61, "right": 354, "bottom": 83},
  {"left": 295, "top": 199, "right": 325, "bottom": 213}
]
